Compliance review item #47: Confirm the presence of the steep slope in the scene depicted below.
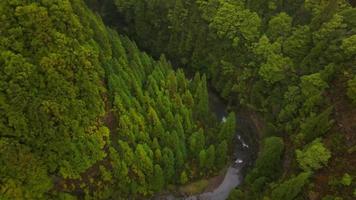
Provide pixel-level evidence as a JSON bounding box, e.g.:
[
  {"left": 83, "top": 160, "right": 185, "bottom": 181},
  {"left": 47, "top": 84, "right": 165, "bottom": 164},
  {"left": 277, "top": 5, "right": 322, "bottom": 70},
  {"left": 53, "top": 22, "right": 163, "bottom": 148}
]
[
  {"left": 98, "top": 0, "right": 356, "bottom": 199},
  {"left": 0, "top": 0, "right": 236, "bottom": 199}
]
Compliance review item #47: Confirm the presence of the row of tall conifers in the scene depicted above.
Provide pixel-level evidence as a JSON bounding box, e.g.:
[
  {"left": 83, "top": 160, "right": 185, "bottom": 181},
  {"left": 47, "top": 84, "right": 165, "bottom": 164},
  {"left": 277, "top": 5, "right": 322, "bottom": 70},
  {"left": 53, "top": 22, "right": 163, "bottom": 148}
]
[{"left": 0, "top": 0, "right": 236, "bottom": 199}]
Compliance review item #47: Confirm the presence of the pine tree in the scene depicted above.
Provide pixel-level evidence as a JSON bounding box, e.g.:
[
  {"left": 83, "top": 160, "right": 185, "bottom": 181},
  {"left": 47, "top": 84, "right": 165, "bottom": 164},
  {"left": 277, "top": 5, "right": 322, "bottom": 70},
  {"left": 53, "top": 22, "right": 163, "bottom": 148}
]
[
  {"left": 216, "top": 140, "right": 228, "bottom": 168},
  {"left": 218, "top": 112, "right": 236, "bottom": 145},
  {"left": 206, "top": 145, "right": 216, "bottom": 171},
  {"left": 152, "top": 164, "right": 165, "bottom": 192}
]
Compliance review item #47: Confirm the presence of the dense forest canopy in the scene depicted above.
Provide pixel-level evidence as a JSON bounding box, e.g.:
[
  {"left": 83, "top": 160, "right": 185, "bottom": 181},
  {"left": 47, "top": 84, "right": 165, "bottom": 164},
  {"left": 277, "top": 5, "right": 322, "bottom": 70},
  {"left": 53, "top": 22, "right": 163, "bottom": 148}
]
[
  {"left": 0, "top": 0, "right": 235, "bottom": 199},
  {"left": 0, "top": 0, "right": 355, "bottom": 200}
]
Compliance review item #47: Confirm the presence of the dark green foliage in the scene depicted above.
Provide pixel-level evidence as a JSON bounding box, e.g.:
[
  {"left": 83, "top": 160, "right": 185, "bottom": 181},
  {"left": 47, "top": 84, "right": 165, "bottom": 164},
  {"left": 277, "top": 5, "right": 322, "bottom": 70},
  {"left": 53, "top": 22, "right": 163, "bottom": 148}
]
[
  {"left": 347, "top": 75, "right": 356, "bottom": 104},
  {"left": 216, "top": 140, "right": 228, "bottom": 169},
  {"left": 218, "top": 112, "right": 236, "bottom": 146},
  {"left": 270, "top": 172, "right": 310, "bottom": 200},
  {"left": 246, "top": 137, "right": 284, "bottom": 184},
  {"left": 299, "top": 107, "right": 334, "bottom": 143}
]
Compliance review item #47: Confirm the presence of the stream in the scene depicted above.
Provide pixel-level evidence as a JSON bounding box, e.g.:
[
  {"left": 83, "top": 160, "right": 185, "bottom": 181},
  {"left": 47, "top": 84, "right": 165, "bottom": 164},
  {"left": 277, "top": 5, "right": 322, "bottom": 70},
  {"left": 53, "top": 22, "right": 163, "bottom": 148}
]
[{"left": 155, "top": 90, "right": 259, "bottom": 200}]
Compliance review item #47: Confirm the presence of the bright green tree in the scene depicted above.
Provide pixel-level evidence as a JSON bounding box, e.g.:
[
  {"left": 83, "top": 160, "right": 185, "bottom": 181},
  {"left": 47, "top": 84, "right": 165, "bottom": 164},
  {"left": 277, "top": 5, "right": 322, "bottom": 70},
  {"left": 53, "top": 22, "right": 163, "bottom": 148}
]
[{"left": 296, "top": 139, "right": 331, "bottom": 171}]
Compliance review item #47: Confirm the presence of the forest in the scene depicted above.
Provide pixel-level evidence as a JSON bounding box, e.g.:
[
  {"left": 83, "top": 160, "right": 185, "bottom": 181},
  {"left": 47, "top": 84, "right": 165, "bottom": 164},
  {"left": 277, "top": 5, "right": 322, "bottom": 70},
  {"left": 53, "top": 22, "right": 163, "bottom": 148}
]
[{"left": 0, "top": 0, "right": 355, "bottom": 200}]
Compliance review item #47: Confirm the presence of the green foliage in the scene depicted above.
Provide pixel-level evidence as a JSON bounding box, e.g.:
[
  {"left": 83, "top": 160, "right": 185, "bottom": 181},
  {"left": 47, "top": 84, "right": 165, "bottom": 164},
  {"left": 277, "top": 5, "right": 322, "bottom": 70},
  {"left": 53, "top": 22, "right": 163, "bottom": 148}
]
[
  {"left": 218, "top": 112, "right": 236, "bottom": 145},
  {"left": 180, "top": 171, "right": 189, "bottom": 185},
  {"left": 247, "top": 137, "right": 284, "bottom": 183},
  {"left": 216, "top": 140, "right": 228, "bottom": 169},
  {"left": 2, "top": 0, "right": 356, "bottom": 199},
  {"left": 267, "top": 12, "right": 292, "bottom": 40},
  {"left": 152, "top": 165, "right": 165, "bottom": 192},
  {"left": 0, "top": 0, "right": 232, "bottom": 198},
  {"left": 341, "top": 34, "right": 356, "bottom": 57},
  {"left": 296, "top": 138, "right": 331, "bottom": 171},
  {"left": 228, "top": 189, "right": 245, "bottom": 200},
  {"left": 258, "top": 53, "right": 292, "bottom": 84},
  {"left": 340, "top": 173, "right": 353, "bottom": 186},
  {"left": 270, "top": 172, "right": 310, "bottom": 200},
  {"left": 299, "top": 107, "right": 334, "bottom": 143},
  {"left": 283, "top": 25, "right": 312, "bottom": 60},
  {"left": 210, "top": 1, "right": 261, "bottom": 43},
  {"left": 347, "top": 75, "right": 356, "bottom": 104},
  {"left": 109, "top": 0, "right": 355, "bottom": 198}
]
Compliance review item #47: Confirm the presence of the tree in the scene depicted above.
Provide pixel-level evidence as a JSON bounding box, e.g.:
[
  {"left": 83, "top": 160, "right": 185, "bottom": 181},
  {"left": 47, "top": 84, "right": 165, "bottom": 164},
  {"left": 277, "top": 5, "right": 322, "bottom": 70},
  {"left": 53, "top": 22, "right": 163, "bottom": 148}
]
[
  {"left": 271, "top": 172, "right": 310, "bottom": 200},
  {"left": 296, "top": 139, "right": 331, "bottom": 171},
  {"left": 299, "top": 107, "right": 334, "bottom": 143},
  {"left": 216, "top": 140, "right": 228, "bottom": 168},
  {"left": 341, "top": 34, "right": 356, "bottom": 57},
  {"left": 259, "top": 53, "right": 292, "bottom": 84},
  {"left": 283, "top": 25, "right": 312, "bottom": 60},
  {"left": 135, "top": 144, "right": 154, "bottom": 176},
  {"left": 199, "top": 149, "right": 207, "bottom": 170},
  {"left": 247, "top": 137, "right": 284, "bottom": 183},
  {"left": 210, "top": 1, "right": 261, "bottom": 43},
  {"left": 180, "top": 171, "right": 189, "bottom": 185},
  {"left": 195, "top": 74, "right": 209, "bottom": 121},
  {"left": 151, "top": 164, "right": 164, "bottom": 192},
  {"left": 206, "top": 145, "right": 216, "bottom": 171},
  {"left": 218, "top": 112, "right": 236, "bottom": 145},
  {"left": 267, "top": 12, "right": 292, "bottom": 40},
  {"left": 162, "top": 148, "right": 175, "bottom": 183},
  {"left": 347, "top": 75, "right": 356, "bottom": 104}
]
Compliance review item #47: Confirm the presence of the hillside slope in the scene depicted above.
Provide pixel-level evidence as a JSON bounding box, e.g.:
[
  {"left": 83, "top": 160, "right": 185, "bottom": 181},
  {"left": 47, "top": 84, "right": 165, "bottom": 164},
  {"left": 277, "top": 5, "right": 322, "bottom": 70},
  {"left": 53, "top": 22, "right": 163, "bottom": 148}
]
[
  {"left": 97, "top": 0, "right": 356, "bottom": 199},
  {"left": 0, "top": 0, "right": 236, "bottom": 199}
]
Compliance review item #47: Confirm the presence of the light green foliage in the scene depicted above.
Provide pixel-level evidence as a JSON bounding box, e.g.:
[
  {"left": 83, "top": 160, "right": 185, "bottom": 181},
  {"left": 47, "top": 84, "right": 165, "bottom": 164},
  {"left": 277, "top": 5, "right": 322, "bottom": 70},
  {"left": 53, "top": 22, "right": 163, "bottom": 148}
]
[
  {"left": 100, "top": 166, "right": 113, "bottom": 182},
  {"left": 259, "top": 54, "right": 292, "bottom": 84},
  {"left": 314, "top": 14, "right": 345, "bottom": 41},
  {"left": 271, "top": 172, "right": 310, "bottom": 200},
  {"left": 210, "top": 1, "right": 261, "bottom": 43},
  {"left": 0, "top": 0, "right": 231, "bottom": 198},
  {"left": 296, "top": 139, "right": 331, "bottom": 171},
  {"left": 283, "top": 26, "right": 312, "bottom": 60},
  {"left": 340, "top": 173, "right": 353, "bottom": 186},
  {"left": 180, "top": 171, "right": 189, "bottom": 185},
  {"left": 341, "top": 35, "right": 356, "bottom": 56},
  {"left": 267, "top": 12, "right": 292, "bottom": 40},
  {"left": 254, "top": 35, "right": 281, "bottom": 57}
]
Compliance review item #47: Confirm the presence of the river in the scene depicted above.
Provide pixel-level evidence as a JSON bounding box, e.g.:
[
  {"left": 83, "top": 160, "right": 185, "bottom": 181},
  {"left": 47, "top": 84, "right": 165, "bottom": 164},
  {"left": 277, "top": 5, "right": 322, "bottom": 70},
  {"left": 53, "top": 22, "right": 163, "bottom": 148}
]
[{"left": 155, "top": 90, "right": 259, "bottom": 200}]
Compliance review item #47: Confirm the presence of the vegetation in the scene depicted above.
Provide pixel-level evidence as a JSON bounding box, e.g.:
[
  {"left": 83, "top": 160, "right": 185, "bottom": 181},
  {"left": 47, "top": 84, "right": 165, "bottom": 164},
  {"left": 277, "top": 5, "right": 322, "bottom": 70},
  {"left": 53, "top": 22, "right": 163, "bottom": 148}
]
[
  {"left": 107, "top": 0, "right": 355, "bottom": 199},
  {"left": 296, "top": 138, "right": 331, "bottom": 172},
  {"left": 0, "top": 0, "right": 234, "bottom": 199},
  {"left": 1, "top": 0, "right": 355, "bottom": 199}
]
